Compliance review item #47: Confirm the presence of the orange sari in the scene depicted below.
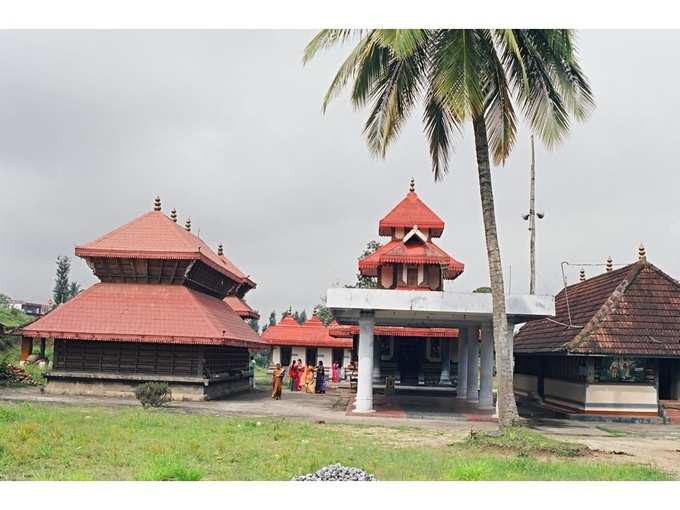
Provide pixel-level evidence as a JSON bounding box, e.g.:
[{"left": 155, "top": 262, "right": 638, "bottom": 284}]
[
  {"left": 271, "top": 367, "right": 284, "bottom": 399},
  {"left": 304, "top": 366, "right": 315, "bottom": 393}
]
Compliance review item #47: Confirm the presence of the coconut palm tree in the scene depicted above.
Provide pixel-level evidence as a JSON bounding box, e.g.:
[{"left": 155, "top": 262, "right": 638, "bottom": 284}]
[{"left": 304, "top": 29, "right": 593, "bottom": 427}]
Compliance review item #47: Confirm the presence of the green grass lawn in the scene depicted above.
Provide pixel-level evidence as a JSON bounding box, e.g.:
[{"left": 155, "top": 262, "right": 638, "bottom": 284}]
[{"left": 0, "top": 402, "right": 670, "bottom": 481}]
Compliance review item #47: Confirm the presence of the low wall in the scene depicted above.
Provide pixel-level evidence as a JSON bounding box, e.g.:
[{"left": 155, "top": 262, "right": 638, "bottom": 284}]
[
  {"left": 513, "top": 373, "right": 538, "bottom": 397},
  {"left": 543, "top": 378, "right": 587, "bottom": 410}
]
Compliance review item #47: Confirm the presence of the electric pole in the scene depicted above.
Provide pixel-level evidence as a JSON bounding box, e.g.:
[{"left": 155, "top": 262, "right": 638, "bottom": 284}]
[{"left": 523, "top": 136, "right": 544, "bottom": 294}]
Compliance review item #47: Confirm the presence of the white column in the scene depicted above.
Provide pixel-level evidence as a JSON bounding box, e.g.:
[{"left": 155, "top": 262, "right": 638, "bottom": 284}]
[
  {"left": 479, "top": 323, "right": 494, "bottom": 408},
  {"left": 439, "top": 339, "right": 452, "bottom": 385},
  {"left": 355, "top": 310, "right": 375, "bottom": 413},
  {"left": 456, "top": 328, "right": 468, "bottom": 398},
  {"left": 372, "top": 334, "right": 381, "bottom": 384},
  {"left": 467, "top": 326, "right": 480, "bottom": 401}
]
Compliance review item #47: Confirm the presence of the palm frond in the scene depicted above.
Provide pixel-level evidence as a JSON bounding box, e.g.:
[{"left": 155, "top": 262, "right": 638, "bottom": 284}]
[
  {"left": 422, "top": 83, "right": 463, "bottom": 180},
  {"left": 374, "top": 29, "right": 428, "bottom": 58},
  {"left": 303, "top": 29, "right": 359, "bottom": 64}
]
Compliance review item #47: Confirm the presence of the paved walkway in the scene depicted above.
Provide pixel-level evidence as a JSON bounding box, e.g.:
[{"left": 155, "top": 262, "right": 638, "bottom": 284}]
[{"left": 3, "top": 385, "right": 680, "bottom": 475}]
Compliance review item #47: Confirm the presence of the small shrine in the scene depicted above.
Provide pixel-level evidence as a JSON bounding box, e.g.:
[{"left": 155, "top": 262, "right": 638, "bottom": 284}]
[{"left": 19, "top": 196, "right": 266, "bottom": 400}]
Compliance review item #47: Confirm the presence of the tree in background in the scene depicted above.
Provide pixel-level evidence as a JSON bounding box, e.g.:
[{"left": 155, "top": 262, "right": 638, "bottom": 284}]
[
  {"left": 0, "top": 294, "right": 10, "bottom": 308},
  {"left": 68, "top": 282, "right": 82, "bottom": 299},
  {"left": 261, "top": 310, "right": 277, "bottom": 333},
  {"left": 305, "top": 29, "right": 593, "bottom": 427},
  {"left": 247, "top": 318, "right": 260, "bottom": 333},
  {"left": 346, "top": 240, "right": 381, "bottom": 288},
  {"left": 53, "top": 256, "right": 72, "bottom": 305},
  {"left": 298, "top": 309, "right": 307, "bottom": 324},
  {"left": 314, "top": 302, "right": 334, "bottom": 326}
]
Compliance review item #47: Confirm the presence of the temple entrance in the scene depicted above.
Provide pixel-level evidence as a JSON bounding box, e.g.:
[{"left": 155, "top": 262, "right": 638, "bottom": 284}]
[
  {"left": 398, "top": 338, "right": 422, "bottom": 385},
  {"left": 659, "top": 359, "right": 679, "bottom": 400},
  {"left": 305, "top": 347, "right": 318, "bottom": 365},
  {"left": 332, "top": 348, "right": 344, "bottom": 367},
  {"left": 280, "top": 347, "right": 292, "bottom": 367}
]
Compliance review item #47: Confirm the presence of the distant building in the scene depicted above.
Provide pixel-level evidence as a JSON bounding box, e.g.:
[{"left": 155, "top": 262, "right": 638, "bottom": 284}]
[{"left": 10, "top": 300, "right": 48, "bottom": 316}]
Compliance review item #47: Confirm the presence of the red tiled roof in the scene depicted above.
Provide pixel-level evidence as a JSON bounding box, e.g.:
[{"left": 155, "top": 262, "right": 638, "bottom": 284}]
[
  {"left": 224, "top": 296, "right": 260, "bottom": 320},
  {"left": 20, "top": 283, "right": 266, "bottom": 348},
  {"left": 379, "top": 191, "right": 445, "bottom": 237},
  {"left": 514, "top": 260, "right": 680, "bottom": 357},
  {"left": 261, "top": 315, "right": 352, "bottom": 348},
  {"left": 329, "top": 324, "right": 458, "bottom": 338},
  {"left": 358, "top": 239, "right": 464, "bottom": 279},
  {"left": 75, "top": 211, "right": 253, "bottom": 286}
]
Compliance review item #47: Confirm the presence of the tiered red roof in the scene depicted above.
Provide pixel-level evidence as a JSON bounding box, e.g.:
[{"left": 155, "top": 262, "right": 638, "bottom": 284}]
[
  {"left": 224, "top": 296, "right": 260, "bottom": 320},
  {"left": 514, "top": 258, "right": 680, "bottom": 357},
  {"left": 329, "top": 323, "right": 458, "bottom": 339},
  {"left": 75, "top": 211, "right": 254, "bottom": 288},
  {"left": 358, "top": 239, "right": 464, "bottom": 278},
  {"left": 379, "top": 188, "right": 445, "bottom": 237},
  {"left": 21, "top": 283, "right": 265, "bottom": 347},
  {"left": 22, "top": 200, "right": 262, "bottom": 349},
  {"left": 261, "top": 314, "right": 352, "bottom": 348}
]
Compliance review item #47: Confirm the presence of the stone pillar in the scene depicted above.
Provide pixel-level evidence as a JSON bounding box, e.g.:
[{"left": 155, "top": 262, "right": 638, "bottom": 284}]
[
  {"left": 439, "top": 339, "right": 452, "bottom": 385},
  {"left": 373, "top": 335, "right": 381, "bottom": 384},
  {"left": 20, "top": 337, "right": 33, "bottom": 362},
  {"left": 479, "top": 323, "right": 494, "bottom": 408},
  {"left": 467, "top": 326, "right": 480, "bottom": 401},
  {"left": 456, "top": 328, "right": 468, "bottom": 399},
  {"left": 355, "top": 310, "right": 375, "bottom": 413}
]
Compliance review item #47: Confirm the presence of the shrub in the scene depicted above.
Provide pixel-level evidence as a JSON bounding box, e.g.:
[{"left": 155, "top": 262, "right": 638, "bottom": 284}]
[{"left": 135, "top": 382, "right": 172, "bottom": 408}]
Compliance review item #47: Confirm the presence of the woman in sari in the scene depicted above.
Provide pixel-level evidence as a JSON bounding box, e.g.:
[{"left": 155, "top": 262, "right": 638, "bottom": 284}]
[
  {"left": 315, "top": 360, "right": 326, "bottom": 394},
  {"left": 295, "top": 359, "right": 304, "bottom": 391},
  {"left": 304, "top": 363, "right": 315, "bottom": 393},
  {"left": 288, "top": 361, "right": 298, "bottom": 391},
  {"left": 331, "top": 362, "right": 339, "bottom": 384},
  {"left": 271, "top": 363, "right": 284, "bottom": 400}
]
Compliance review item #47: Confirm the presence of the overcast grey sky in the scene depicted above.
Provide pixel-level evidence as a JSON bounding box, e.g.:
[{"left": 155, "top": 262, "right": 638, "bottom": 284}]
[{"left": 1, "top": 30, "right": 679, "bottom": 321}]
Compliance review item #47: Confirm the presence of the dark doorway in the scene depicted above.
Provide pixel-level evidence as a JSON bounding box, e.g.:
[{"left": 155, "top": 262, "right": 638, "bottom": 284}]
[
  {"left": 306, "top": 347, "right": 318, "bottom": 365},
  {"left": 280, "top": 347, "right": 292, "bottom": 367},
  {"left": 332, "top": 348, "right": 344, "bottom": 367},
  {"left": 659, "top": 359, "right": 677, "bottom": 400},
  {"left": 398, "top": 338, "right": 422, "bottom": 385}
]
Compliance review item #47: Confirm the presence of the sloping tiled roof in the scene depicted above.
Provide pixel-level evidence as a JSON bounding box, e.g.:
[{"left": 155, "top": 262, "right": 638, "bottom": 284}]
[
  {"left": 514, "top": 259, "right": 680, "bottom": 357},
  {"left": 223, "top": 296, "right": 260, "bottom": 320},
  {"left": 358, "top": 239, "right": 464, "bottom": 279},
  {"left": 329, "top": 324, "right": 458, "bottom": 338},
  {"left": 75, "top": 211, "right": 252, "bottom": 285},
  {"left": 20, "top": 283, "right": 266, "bottom": 348},
  {"left": 261, "top": 315, "right": 352, "bottom": 348},
  {"left": 378, "top": 191, "right": 445, "bottom": 237}
]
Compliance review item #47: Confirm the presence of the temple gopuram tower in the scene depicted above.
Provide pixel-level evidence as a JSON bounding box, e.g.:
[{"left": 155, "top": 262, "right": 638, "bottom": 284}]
[
  {"left": 20, "top": 196, "right": 265, "bottom": 400},
  {"left": 358, "top": 178, "right": 464, "bottom": 290}
]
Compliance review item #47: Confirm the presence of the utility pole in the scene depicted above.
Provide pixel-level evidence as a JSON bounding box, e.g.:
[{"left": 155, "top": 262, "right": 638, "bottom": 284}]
[{"left": 523, "top": 136, "right": 544, "bottom": 294}]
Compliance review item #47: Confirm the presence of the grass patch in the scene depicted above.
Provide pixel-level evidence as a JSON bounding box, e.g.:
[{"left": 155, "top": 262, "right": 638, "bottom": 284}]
[
  {"left": 596, "top": 425, "right": 629, "bottom": 437},
  {"left": 0, "top": 402, "right": 671, "bottom": 481},
  {"left": 466, "top": 427, "right": 589, "bottom": 458}
]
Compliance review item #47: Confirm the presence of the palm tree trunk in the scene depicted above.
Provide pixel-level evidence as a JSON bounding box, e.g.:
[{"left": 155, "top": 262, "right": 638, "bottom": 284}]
[{"left": 472, "top": 114, "right": 520, "bottom": 427}]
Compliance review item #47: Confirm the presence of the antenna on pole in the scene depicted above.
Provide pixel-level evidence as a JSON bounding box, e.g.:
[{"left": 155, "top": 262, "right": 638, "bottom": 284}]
[{"left": 523, "top": 135, "right": 544, "bottom": 294}]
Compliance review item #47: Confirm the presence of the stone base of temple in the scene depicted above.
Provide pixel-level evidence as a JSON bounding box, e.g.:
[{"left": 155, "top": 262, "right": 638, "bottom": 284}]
[{"left": 44, "top": 371, "right": 251, "bottom": 401}]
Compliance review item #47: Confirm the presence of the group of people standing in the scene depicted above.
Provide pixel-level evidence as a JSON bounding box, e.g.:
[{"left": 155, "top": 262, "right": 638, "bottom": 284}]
[{"left": 271, "top": 360, "right": 343, "bottom": 400}]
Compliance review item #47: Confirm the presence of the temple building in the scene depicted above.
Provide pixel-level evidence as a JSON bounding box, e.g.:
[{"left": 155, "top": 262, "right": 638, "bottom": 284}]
[
  {"left": 19, "top": 197, "right": 266, "bottom": 400},
  {"left": 514, "top": 246, "right": 680, "bottom": 419},
  {"left": 326, "top": 180, "right": 558, "bottom": 416},
  {"left": 262, "top": 310, "right": 352, "bottom": 369}
]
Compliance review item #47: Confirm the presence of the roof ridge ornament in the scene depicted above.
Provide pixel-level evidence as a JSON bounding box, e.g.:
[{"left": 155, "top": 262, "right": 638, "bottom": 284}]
[
  {"left": 606, "top": 256, "right": 613, "bottom": 272},
  {"left": 217, "top": 243, "right": 224, "bottom": 256},
  {"left": 185, "top": 218, "right": 192, "bottom": 232},
  {"left": 409, "top": 177, "right": 415, "bottom": 192},
  {"left": 579, "top": 268, "right": 586, "bottom": 282},
  {"left": 170, "top": 208, "right": 177, "bottom": 222},
  {"left": 639, "top": 243, "right": 646, "bottom": 260},
  {"left": 154, "top": 195, "right": 161, "bottom": 211}
]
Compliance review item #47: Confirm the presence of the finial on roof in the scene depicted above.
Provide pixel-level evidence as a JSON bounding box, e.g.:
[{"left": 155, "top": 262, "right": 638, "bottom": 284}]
[
  {"left": 606, "top": 256, "right": 613, "bottom": 272},
  {"left": 154, "top": 195, "right": 161, "bottom": 211},
  {"left": 638, "top": 243, "right": 646, "bottom": 260},
  {"left": 185, "top": 218, "right": 192, "bottom": 232},
  {"left": 217, "top": 243, "right": 224, "bottom": 256},
  {"left": 170, "top": 208, "right": 177, "bottom": 222},
  {"left": 409, "top": 177, "right": 415, "bottom": 192},
  {"left": 286, "top": 305, "right": 293, "bottom": 316},
  {"left": 579, "top": 268, "right": 586, "bottom": 282}
]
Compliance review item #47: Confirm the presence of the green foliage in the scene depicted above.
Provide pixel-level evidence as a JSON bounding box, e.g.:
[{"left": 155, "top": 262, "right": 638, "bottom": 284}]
[
  {"left": 0, "top": 294, "right": 10, "bottom": 308},
  {"left": 304, "top": 29, "right": 593, "bottom": 177},
  {"left": 473, "top": 287, "right": 492, "bottom": 293},
  {"left": 68, "top": 282, "right": 82, "bottom": 299},
  {"left": 0, "top": 403, "right": 670, "bottom": 481},
  {"left": 314, "top": 303, "right": 334, "bottom": 326},
  {"left": 247, "top": 318, "right": 259, "bottom": 333},
  {"left": 134, "top": 382, "right": 172, "bottom": 408},
  {"left": 347, "top": 240, "right": 381, "bottom": 289},
  {"left": 0, "top": 307, "right": 32, "bottom": 328},
  {"left": 53, "top": 256, "right": 71, "bottom": 305},
  {"left": 466, "top": 427, "right": 588, "bottom": 458}
]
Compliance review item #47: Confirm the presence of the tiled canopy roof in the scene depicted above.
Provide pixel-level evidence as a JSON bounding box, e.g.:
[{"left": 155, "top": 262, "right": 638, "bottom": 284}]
[
  {"left": 358, "top": 239, "right": 464, "bottom": 279},
  {"left": 514, "top": 259, "right": 680, "bottom": 357},
  {"left": 329, "top": 323, "right": 458, "bottom": 338},
  {"left": 378, "top": 191, "right": 445, "bottom": 237},
  {"left": 261, "top": 314, "right": 352, "bottom": 348},
  {"left": 224, "top": 296, "right": 260, "bottom": 320},
  {"left": 20, "top": 283, "right": 266, "bottom": 348},
  {"left": 75, "top": 211, "right": 253, "bottom": 286}
]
